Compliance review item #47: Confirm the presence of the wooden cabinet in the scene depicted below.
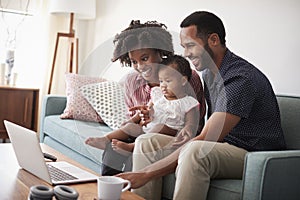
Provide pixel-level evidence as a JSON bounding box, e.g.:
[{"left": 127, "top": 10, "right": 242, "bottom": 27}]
[{"left": 0, "top": 86, "right": 39, "bottom": 139}]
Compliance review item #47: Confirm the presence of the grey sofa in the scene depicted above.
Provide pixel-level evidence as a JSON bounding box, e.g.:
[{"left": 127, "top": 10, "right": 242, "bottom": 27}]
[{"left": 40, "top": 94, "right": 300, "bottom": 200}]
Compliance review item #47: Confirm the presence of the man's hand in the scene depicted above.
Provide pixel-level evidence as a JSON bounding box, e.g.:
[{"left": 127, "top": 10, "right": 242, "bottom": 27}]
[{"left": 116, "top": 171, "right": 151, "bottom": 189}]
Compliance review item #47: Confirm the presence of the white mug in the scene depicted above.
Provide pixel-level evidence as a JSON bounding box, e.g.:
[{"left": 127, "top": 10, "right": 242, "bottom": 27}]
[{"left": 97, "top": 176, "right": 131, "bottom": 200}]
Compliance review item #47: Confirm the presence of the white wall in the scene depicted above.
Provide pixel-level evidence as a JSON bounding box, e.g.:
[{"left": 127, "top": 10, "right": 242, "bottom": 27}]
[{"left": 78, "top": 0, "right": 300, "bottom": 96}]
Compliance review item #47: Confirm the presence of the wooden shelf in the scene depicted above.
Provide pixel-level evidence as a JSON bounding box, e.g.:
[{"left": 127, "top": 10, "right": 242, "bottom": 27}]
[{"left": 0, "top": 86, "right": 39, "bottom": 139}]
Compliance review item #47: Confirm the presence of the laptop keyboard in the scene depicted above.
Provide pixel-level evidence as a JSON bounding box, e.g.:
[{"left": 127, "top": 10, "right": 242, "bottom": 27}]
[{"left": 47, "top": 164, "right": 78, "bottom": 181}]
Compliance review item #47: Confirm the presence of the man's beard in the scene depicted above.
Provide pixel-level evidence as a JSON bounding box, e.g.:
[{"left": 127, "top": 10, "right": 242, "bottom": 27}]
[{"left": 200, "top": 43, "right": 215, "bottom": 71}]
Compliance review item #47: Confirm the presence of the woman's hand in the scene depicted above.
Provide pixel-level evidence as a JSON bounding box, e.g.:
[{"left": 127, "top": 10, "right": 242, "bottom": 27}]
[{"left": 116, "top": 171, "right": 151, "bottom": 189}]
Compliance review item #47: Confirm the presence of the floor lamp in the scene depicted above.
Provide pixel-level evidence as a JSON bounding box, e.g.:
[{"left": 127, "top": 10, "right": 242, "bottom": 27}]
[{"left": 48, "top": 0, "right": 95, "bottom": 94}]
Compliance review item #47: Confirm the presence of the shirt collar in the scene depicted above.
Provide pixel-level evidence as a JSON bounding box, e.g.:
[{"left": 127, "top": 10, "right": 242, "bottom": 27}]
[{"left": 219, "top": 48, "right": 232, "bottom": 76}]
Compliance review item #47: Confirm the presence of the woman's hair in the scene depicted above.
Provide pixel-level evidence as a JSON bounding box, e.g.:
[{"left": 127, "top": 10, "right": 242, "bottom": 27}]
[
  {"left": 160, "top": 54, "right": 192, "bottom": 81},
  {"left": 180, "top": 11, "right": 226, "bottom": 46},
  {"left": 112, "top": 20, "right": 174, "bottom": 66}
]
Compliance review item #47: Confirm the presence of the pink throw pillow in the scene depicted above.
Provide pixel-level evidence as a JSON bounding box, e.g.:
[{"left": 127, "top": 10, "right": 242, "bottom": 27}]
[{"left": 60, "top": 73, "right": 106, "bottom": 123}]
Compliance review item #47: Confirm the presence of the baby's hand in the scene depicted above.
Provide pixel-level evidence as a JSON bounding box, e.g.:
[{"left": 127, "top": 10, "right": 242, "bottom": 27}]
[
  {"left": 171, "top": 127, "right": 193, "bottom": 148},
  {"left": 171, "top": 134, "right": 190, "bottom": 148},
  {"left": 130, "top": 104, "right": 153, "bottom": 127},
  {"left": 141, "top": 103, "right": 154, "bottom": 127}
]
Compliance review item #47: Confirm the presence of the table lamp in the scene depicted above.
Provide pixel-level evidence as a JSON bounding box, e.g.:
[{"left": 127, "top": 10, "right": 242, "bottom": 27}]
[{"left": 48, "top": 0, "right": 96, "bottom": 94}]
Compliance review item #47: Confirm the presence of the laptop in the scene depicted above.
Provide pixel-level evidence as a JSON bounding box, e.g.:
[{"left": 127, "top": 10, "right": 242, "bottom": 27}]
[{"left": 4, "top": 120, "right": 98, "bottom": 185}]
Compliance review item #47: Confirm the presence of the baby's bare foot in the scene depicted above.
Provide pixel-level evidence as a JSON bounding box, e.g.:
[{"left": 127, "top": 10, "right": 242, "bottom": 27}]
[
  {"left": 85, "top": 136, "right": 109, "bottom": 150},
  {"left": 111, "top": 139, "right": 134, "bottom": 156}
]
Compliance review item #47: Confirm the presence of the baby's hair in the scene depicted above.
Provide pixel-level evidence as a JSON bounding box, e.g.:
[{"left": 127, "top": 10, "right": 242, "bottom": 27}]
[
  {"left": 112, "top": 20, "right": 174, "bottom": 67},
  {"left": 160, "top": 55, "right": 192, "bottom": 81}
]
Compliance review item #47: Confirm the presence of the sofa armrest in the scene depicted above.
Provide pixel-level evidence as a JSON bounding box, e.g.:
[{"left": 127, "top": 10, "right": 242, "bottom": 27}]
[
  {"left": 242, "top": 150, "right": 300, "bottom": 200},
  {"left": 42, "top": 95, "right": 67, "bottom": 116},
  {"left": 39, "top": 95, "right": 67, "bottom": 142}
]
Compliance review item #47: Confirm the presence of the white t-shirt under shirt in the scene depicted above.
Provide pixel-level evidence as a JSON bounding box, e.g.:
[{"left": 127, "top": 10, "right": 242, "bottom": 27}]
[{"left": 143, "top": 87, "right": 199, "bottom": 132}]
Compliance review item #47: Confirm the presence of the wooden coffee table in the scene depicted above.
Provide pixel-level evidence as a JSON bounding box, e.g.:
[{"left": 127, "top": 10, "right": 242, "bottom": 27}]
[{"left": 0, "top": 143, "right": 144, "bottom": 200}]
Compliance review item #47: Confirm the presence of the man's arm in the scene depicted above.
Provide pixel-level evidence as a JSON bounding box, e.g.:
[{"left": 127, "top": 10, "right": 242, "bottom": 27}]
[
  {"left": 117, "top": 111, "right": 241, "bottom": 188},
  {"left": 196, "top": 112, "right": 241, "bottom": 141},
  {"left": 117, "top": 147, "right": 180, "bottom": 189}
]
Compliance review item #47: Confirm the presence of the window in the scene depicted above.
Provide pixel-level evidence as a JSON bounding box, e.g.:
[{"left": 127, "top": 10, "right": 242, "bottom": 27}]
[
  {"left": 0, "top": 0, "right": 42, "bottom": 87},
  {"left": 0, "top": 0, "right": 33, "bottom": 60}
]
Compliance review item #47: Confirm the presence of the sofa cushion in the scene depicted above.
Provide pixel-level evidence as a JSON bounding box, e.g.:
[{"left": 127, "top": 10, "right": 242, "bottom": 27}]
[
  {"left": 81, "top": 81, "right": 127, "bottom": 130},
  {"left": 43, "top": 115, "right": 112, "bottom": 164},
  {"left": 207, "top": 179, "right": 242, "bottom": 200},
  {"left": 60, "top": 73, "right": 106, "bottom": 123},
  {"left": 162, "top": 175, "right": 242, "bottom": 200}
]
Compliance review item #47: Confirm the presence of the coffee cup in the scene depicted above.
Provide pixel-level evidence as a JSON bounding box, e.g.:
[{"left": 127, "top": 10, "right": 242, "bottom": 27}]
[{"left": 97, "top": 176, "right": 131, "bottom": 200}]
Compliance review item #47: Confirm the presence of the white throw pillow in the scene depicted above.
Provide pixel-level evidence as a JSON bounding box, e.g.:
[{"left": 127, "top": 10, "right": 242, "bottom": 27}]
[{"left": 80, "top": 81, "right": 127, "bottom": 130}]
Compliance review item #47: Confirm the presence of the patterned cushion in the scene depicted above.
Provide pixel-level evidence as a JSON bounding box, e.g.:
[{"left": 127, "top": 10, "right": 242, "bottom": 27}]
[
  {"left": 60, "top": 73, "right": 106, "bottom": 122},
  {"left": 80, "top": 81, "right": 127, "bottom": 130}
]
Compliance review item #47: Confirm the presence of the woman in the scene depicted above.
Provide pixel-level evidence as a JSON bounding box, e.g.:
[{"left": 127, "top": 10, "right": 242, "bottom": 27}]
[
  {"left": 100, "top": 20, "right": 206, "bottom": 175},
  {"left": 86, "top": 55, "right": 200, "bottom": 153}
]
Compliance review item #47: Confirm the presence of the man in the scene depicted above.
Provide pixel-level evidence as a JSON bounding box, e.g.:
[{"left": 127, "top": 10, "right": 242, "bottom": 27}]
[{"left": 117, "top": 11, "right": 286, "bottom": 200}]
